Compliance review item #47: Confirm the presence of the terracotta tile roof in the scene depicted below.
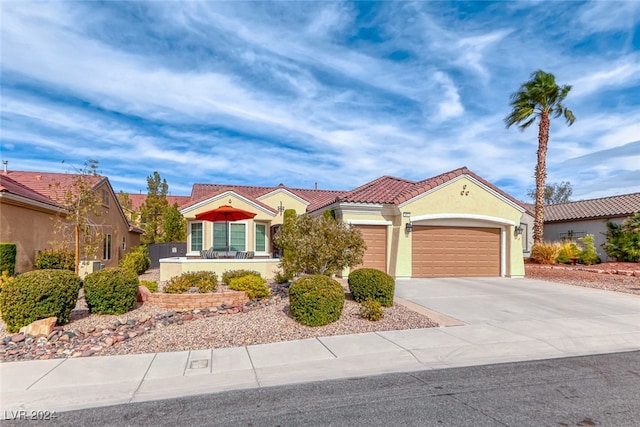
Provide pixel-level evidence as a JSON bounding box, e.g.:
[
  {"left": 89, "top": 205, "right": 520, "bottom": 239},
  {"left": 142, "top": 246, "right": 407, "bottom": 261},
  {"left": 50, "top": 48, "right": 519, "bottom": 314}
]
[
  {"left": 544, "top": 193, "right": 640, "bottom": 222},
  {"left": 3, "top": 171, "right": 105, "bottom": 202},
  {"left": 127, "top": 194, "right": 191, "bottom": 211},
  {"left": 186, "top": 183, "right": 344, "bottom": 213},
  {"left": 326, "top": 167, "right": 527, "bottom": 211},
  {"left": 0, "top": 174, "right": 60, "bottom": 207}
]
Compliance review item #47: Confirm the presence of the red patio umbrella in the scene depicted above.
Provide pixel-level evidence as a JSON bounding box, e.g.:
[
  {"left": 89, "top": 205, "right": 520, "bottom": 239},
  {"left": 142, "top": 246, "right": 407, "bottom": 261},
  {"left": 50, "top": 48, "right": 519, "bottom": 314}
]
[{"left": 195, "top": 205, "right": 257, "bottom": 253}]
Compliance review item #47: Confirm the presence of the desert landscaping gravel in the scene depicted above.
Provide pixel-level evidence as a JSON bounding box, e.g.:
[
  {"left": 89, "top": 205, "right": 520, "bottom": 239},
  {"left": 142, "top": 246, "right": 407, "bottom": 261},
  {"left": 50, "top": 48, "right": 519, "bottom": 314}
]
[{"left": 2, "top": 262, "right": 638, "bottom": 362}]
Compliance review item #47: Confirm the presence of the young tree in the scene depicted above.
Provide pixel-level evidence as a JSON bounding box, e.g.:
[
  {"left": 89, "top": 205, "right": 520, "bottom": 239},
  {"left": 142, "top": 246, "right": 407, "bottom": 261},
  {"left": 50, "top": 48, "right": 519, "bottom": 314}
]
[
  {"left": 162, "top": 203, "right": 186, "bottom": 242},
  {"left": 506, "top": 70, "right": 575, "bottom": 244},
  {"left": 50, "top": 159, "right": 104, "bottom": 274},
  {"left": 603, "top": 213, "right": 640, "bottom": 262},
  {"left": 273, "top": 215, "right": 366, "bottom": 277},
  {"left": 117, "top": 191, "right": 140, "bottom": 226},
  {"left": 140, "top": 172, "right": 169, "bottom": 244},
  {"left": 526, "top": 181, "right": 573, "bottom": 204}
]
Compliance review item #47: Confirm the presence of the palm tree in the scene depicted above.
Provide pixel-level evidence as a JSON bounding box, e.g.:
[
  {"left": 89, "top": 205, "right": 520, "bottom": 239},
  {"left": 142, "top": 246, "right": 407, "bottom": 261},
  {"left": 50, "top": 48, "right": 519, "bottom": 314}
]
[{"left": 505, "top": 70, "right": 575, "bottom": 244}]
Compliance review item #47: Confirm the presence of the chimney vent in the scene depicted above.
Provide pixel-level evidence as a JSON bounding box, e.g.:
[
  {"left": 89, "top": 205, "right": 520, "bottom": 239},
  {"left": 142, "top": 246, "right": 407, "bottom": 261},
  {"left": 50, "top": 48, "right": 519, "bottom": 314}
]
[
  {"left": 2, "top": 160, "right": 7, "bottom": 174},
  {"left": 314, "top": 182, "right": 318, "bottom": 190}
]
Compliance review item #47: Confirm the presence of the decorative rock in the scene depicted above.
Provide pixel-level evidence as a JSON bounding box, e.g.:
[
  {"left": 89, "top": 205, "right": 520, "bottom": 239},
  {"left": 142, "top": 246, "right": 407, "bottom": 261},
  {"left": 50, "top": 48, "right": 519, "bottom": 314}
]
[
  {"left": 182, "top": 314, "right": 193, "bottom": 321},
  {"left": 137, "top": 285, "right": 152, "bottom": 303},
  {"left": 58, "top": 334, "right": 70, "bottom": 342},
  {"left": 104, "top": 337, "right": 114, "bottom": 346},
  {"left": 11, "top": 334, "right": 26, "bottom": 343},
  {"left": 81, "top": 350, "right": 95, "bottom": 357},
  {"left": 19, "top": 317, "right": 58, "bottom": 337}
]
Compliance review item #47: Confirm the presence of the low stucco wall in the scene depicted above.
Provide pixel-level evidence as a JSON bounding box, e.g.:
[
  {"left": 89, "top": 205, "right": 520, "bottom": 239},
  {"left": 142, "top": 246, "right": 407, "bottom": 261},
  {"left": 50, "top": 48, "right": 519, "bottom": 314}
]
[{"left": 159, "top": 257, "right": 281, "bottom": 282}]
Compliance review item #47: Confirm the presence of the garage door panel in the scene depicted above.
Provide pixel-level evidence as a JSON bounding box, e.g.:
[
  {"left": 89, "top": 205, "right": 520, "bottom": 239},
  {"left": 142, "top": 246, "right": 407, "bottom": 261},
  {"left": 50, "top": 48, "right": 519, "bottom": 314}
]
[
  {"left": 412, "top": 226, "right": 500, "bottom": 277},
  {"left": 354, "top": 225, "right": 387, "bottom": 273}
]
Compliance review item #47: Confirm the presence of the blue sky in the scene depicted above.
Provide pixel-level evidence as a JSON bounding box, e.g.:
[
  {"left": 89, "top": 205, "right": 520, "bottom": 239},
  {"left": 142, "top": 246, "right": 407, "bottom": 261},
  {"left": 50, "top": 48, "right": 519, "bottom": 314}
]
[{"left": 1, "top": 1, "right": 639, "bottom": 201}]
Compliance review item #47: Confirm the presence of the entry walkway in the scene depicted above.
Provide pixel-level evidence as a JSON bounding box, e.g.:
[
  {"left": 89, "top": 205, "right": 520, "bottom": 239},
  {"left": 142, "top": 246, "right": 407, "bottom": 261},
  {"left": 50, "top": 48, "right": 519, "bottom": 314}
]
[{"left": 2, "top": 278, "right": 640, "bottom": 415}]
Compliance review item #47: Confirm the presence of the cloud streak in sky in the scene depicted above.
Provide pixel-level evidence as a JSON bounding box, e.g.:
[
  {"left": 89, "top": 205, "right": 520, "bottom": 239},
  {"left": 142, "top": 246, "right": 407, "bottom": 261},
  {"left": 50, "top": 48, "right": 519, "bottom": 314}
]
[{"left": 1, "top": 0, "right": 639, "bottom": 201}]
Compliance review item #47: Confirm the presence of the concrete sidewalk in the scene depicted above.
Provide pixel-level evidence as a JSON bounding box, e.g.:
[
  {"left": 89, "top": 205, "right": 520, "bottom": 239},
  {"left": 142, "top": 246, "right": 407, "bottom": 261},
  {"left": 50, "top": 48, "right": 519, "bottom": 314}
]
[{"left": 2, "top": 278, "right": 640, "bottom": 415}]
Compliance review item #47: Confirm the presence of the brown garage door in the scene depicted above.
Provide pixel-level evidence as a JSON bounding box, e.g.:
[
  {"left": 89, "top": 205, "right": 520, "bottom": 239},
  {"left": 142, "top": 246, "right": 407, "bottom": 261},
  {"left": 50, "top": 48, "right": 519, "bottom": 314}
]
[
  {"left": 354, "top": 225, "right": 387, "bottom": 273},
  {"left": 412, "top": 226, "right": 500, "bottom": 277}
]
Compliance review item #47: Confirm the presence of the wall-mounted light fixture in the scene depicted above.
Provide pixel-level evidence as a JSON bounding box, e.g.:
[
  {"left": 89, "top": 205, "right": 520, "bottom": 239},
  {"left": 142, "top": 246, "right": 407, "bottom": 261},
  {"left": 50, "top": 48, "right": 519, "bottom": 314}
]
[
  {"left": 277, "top": 201, "right": 285, "bottom": 216},
  {"left": 405, "top": 222, "right": 413, "bottom": 233},
  {"left": 514, "top": 225, "right": 523, "bottom": 237}
]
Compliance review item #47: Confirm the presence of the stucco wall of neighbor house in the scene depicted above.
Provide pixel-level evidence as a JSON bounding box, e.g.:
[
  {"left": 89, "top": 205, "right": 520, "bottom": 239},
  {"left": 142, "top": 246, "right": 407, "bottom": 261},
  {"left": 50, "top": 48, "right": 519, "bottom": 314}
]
[
  {"left": 0, "top": 202, "right": 60, "bottom": 273},
  {"left": 159, "top": 258, "right": 281, "bottom": 282},
  {"left": 93, "top": 182, "right": 141, "bottom": 269},
  {"left": 544, "top": 217, "right": 627, "bottom": 262},
  {"left": 1, "top": 182, "right": 139, "bottom": 273},
  {"left": 398, "top": 176, "right": 525, "bottom": 278}
]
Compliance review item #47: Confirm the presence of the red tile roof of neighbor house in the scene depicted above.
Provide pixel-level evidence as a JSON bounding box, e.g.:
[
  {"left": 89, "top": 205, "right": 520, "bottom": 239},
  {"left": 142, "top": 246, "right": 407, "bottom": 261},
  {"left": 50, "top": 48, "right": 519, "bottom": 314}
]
[
  {"left": 127, "top": 193, "right": 192, "bottom": 211},
  {"left": 0, "top": 174, "right": 60, "bottom": 207},
  {"left": 3, "top": 171, "right": 105, "bottom": 202},
  {"left": 543, "top": 192, "right": 640, "bottom": 222}
]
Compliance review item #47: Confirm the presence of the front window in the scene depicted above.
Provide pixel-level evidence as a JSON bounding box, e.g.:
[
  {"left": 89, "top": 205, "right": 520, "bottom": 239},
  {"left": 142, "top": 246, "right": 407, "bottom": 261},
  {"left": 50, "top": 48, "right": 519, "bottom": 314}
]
[
  {"left": 255, "top": 223, "right": 266, "bottom": 252},
  {"left": 190, "top": 222, "right": 203, "bottom": 252},
  {"left": 103, "top": 234, "right": 112, "bottom": 261},
  {"left": 213, "top": 222, "right": 246, "bottom": 251}
]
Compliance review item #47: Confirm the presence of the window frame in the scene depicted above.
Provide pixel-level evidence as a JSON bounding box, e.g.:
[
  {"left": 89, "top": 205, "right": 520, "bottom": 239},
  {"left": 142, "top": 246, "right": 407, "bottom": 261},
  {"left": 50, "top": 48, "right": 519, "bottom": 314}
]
[
  {"left": 255, "top": 223, "right": 267, "bottom": 253},
  {"left": 103, "top": 233, "right": 112, "bottom": 261},
  {"left": 189, "top": 221, "right": 204, "bottom": 253}
]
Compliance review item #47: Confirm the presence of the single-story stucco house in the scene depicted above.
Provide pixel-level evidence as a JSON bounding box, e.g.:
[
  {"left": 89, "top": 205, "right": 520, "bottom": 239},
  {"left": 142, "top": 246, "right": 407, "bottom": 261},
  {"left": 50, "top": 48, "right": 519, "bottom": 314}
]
[
  {"left": 178, "top": 166, "right": 530, "bottom": 279},
  {"left": 0, "top": 168, "right": 143, "bottom": 274},
  {"left": 542, "top": 192, "right": 640, "bottom": 262}
]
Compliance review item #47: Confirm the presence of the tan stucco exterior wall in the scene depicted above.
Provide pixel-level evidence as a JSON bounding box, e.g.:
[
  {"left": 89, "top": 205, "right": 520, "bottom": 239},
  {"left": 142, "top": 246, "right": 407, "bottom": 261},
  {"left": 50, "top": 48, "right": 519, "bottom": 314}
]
[
  {"left": 339, "top": 177, "right": 525, "bottom": 279},
  {"left": 0, "top": 202, "right": 60, "bottom": 273},
  {"left": 184, "top": 194, "right": 277, "bottom": 256},
  {"left": 0, "top": 182, "right": 140, "bottom": 273}
]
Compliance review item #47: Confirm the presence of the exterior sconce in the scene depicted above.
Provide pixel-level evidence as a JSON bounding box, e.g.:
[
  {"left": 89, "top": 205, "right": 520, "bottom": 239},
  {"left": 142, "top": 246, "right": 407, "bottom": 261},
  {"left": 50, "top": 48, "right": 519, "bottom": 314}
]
[
  {"left": 514, "top": 225, "right": 523, "bottom": 237},
  {"left": 277, "top": 201, "right": 285, "bottom": 215},
  {"left": 405, "top": 222, "right": 413, "bottom": 233}
]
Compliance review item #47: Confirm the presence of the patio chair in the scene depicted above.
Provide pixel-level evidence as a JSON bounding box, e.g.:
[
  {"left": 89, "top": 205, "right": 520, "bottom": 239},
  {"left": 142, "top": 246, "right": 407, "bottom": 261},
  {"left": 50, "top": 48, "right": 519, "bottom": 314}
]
[
  {"left": 235, "top": 251, "right": 246, "bottom": 259},
  {"left": 245, "top": 251, "right": 255, "bottom": 259}
]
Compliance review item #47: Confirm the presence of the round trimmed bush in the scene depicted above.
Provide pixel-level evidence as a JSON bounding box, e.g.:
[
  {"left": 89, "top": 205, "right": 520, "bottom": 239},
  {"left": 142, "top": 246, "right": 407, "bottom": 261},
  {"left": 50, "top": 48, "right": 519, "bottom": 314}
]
[
  {"left": 119, "top": 246, "right": 151, "bottom": 275},
  {"left": 84, "top": 268, "right": 139, "bottom": 315},
  {"left": 0, "top": 269, "right": 81, "bottom": 333},
  {"left": 164, "top": 271, "right": 218, "bottom": 294},
  {"left": 229, "top": 275, "right": 270, "bottom": 300},
  {"left": 221, "top": 269, "right": 261, "bottom": 286},
  {"left": 360, "top": 298, "right": 384, "bottom": 321},
  {"left": 348, "top": 268, "right": 395, "bottom": 307},
  {"left": 289, "top": 275, "right": 345, "bottom": 327}
]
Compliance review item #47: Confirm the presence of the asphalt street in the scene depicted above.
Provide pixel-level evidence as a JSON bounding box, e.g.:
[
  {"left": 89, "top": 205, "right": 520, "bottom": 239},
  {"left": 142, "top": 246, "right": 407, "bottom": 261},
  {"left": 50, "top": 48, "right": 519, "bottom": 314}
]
[{"left": 5, "top": 350, "right": 639, "bottom": 427}]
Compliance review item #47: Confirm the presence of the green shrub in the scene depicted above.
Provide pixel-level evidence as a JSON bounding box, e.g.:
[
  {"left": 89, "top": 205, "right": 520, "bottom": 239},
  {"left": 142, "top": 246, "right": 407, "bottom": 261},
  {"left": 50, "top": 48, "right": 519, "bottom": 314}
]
[
  {"left": 289, "top": 275, "right": 345, "bottom": 327},
  {"left": 0, "top": 269, "right": 81, "bottom": 333},
  {"left": 119, "top": 245, "right": 151, "bottom": 275},
  {"left": 140, "top": 280, "right": 158, "bottom": 293},
  {"left": 84, "top": 268, "right": 139, "bottom": 315},
  {"left": 164, "top": 271, "right": 218, "bottom": 294},
  {"left": 229, "top": 275, "right": 270, "bottom": 300},
  {"left": 35, "top": 249, "right": 75, "bottom": 271},
  {"left": 0, "top": 243, "right": 17, "bottom": 276},
  {"left": 578, "top": 234, "right": 600, "bottom": 265},
  {"left": 273, "top": 269, "right": 292, "bottom": 284},
  {"left": 221, "top": 269, "right": 261, "bottom": 286},
  {"left": 359, "top": 298, "right": 384, "bottom": 321},
  {"left": 557, "top": 241, "right": 581, "bottom": 264},
  {"left": 348, "top": 268, "right": 395, "bottom": 307},
  {"left": 603, "top": 214, "right": 640, "bottom": 262},
  {"left": 531, "top": 242, "right": 560, "bottom": 264},
  {"left": 0, "top": 270, "right": 15, "bottom": 294}
]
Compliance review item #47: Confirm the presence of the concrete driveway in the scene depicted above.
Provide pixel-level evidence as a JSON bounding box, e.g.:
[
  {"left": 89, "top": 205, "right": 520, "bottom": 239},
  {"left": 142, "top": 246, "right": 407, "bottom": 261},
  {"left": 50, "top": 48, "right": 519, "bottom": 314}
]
[{"left": 395, "top": 277, "right": 640, "bottom": 348}]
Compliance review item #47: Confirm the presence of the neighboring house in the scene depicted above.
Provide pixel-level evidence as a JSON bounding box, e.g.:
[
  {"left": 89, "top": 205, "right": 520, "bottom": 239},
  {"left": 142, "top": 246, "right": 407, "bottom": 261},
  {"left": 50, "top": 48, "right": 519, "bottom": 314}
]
[
  {"left": 179, "top": 167, "right": 528, "bottom": 279},
  {"left": 0, "top": 168, "right": 143, "bottom": 273},
  {"left": 542, "top": 192, "right": 640, "bottom": 262}
]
